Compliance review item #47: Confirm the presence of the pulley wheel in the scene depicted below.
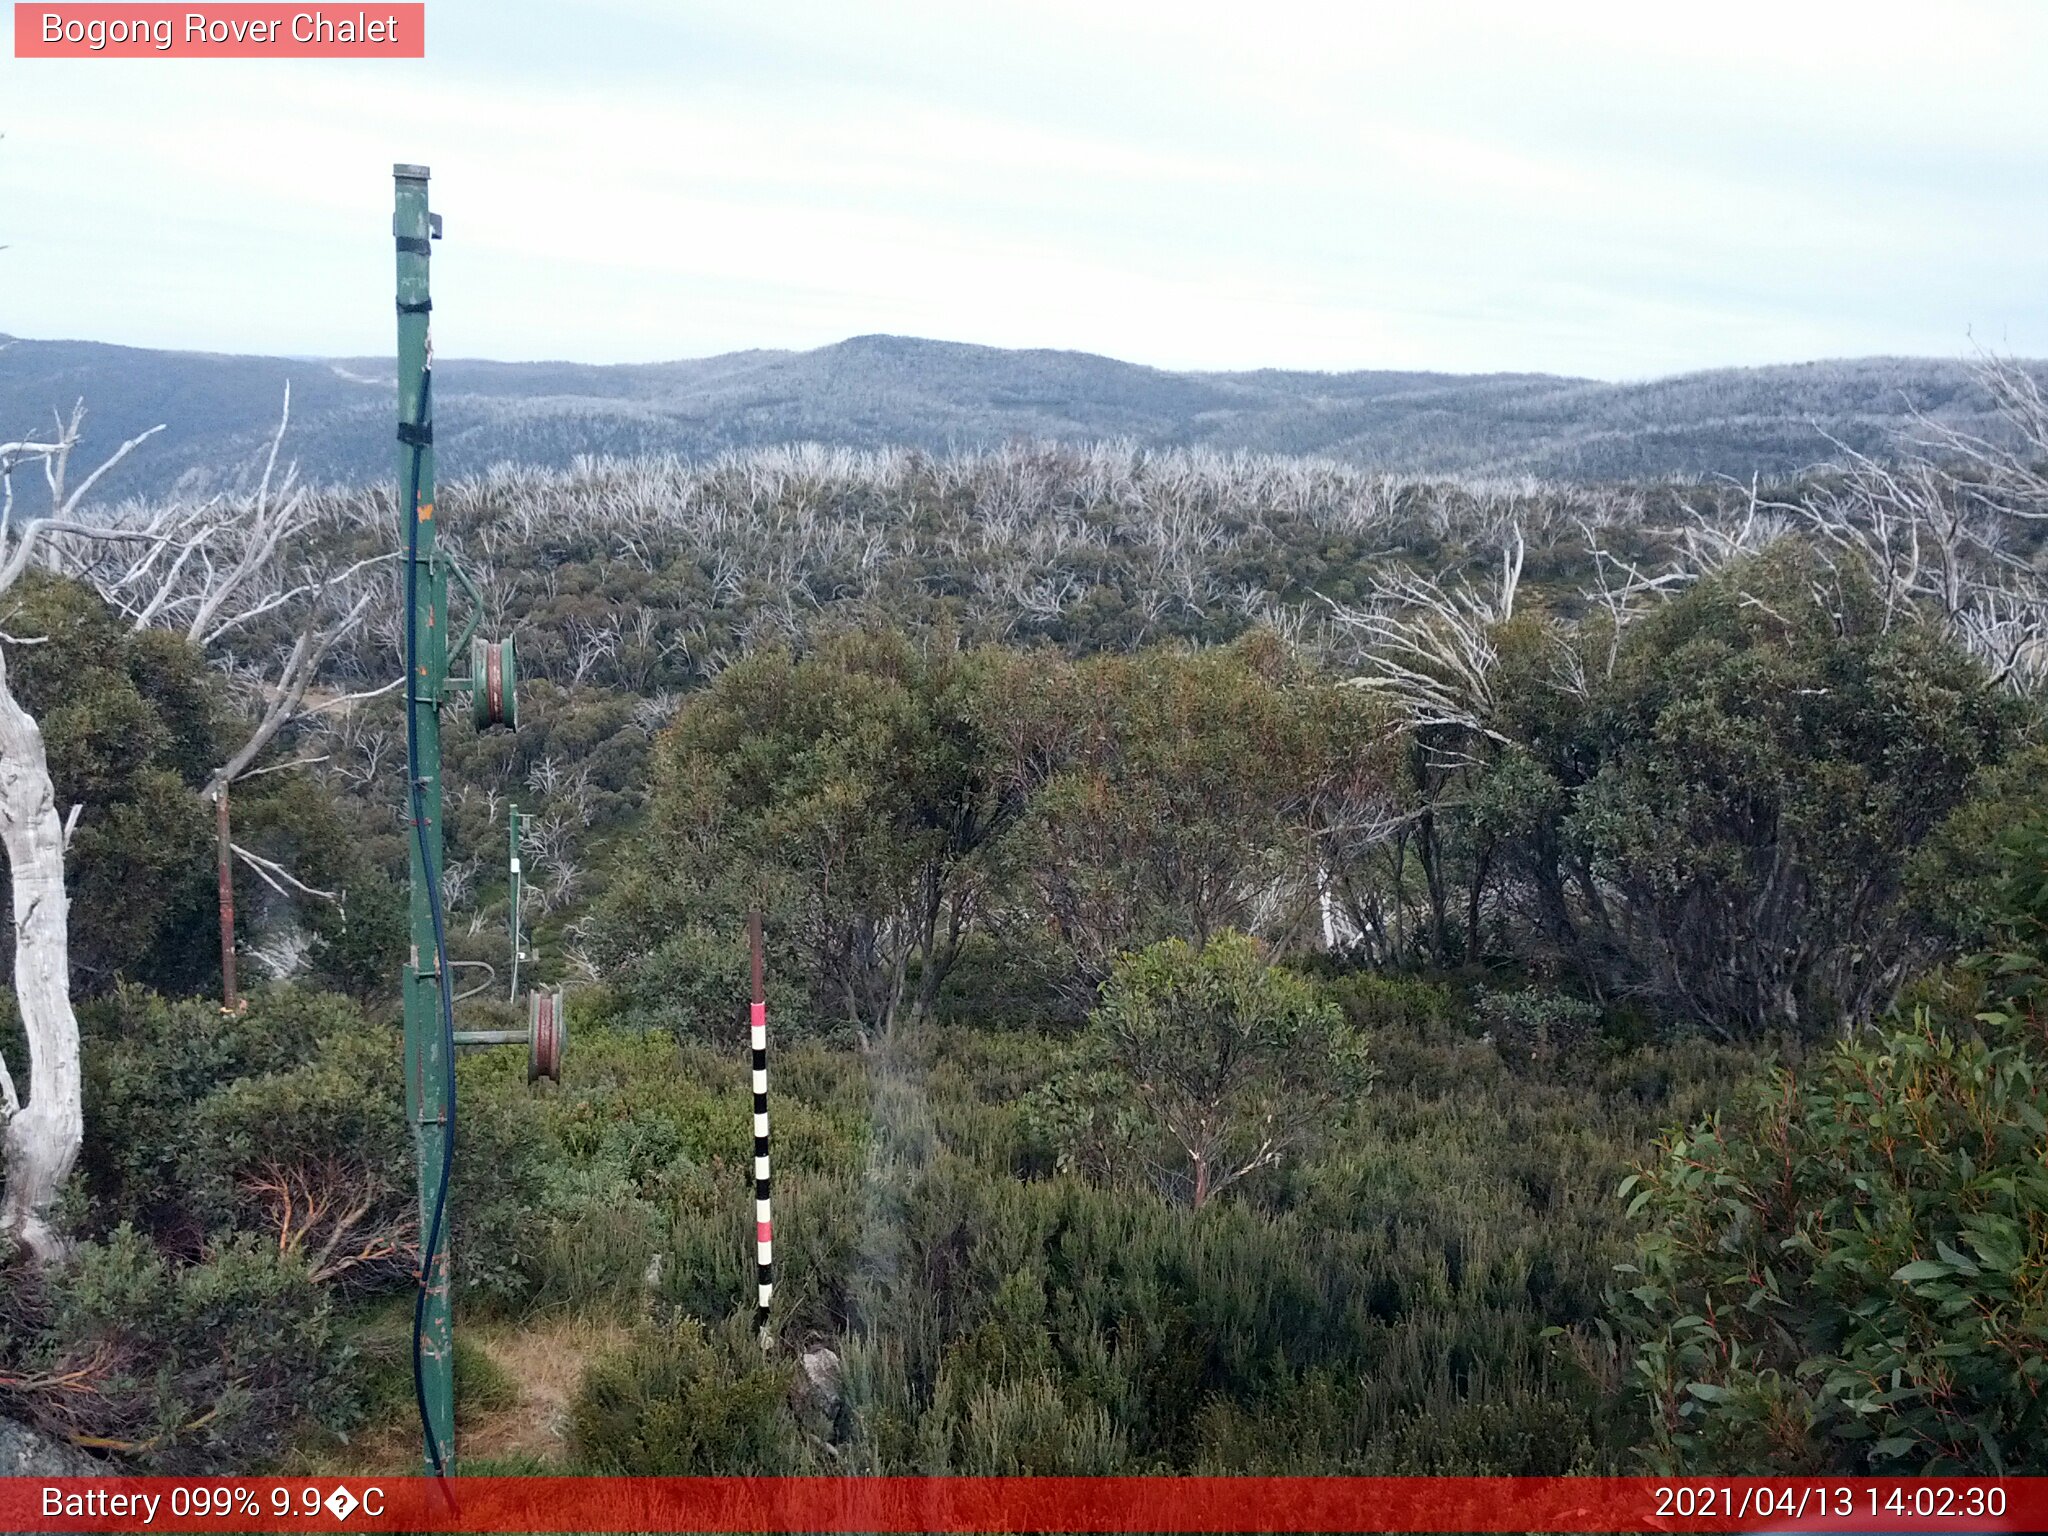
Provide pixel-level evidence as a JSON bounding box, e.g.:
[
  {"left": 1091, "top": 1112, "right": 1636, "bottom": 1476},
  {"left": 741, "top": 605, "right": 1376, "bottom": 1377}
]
[
  {"left": 472, "top": 636, "right": 518, "bottom": 731},
  {"left": 528, "top": 987, "right": 565, "bottom": 1084}
]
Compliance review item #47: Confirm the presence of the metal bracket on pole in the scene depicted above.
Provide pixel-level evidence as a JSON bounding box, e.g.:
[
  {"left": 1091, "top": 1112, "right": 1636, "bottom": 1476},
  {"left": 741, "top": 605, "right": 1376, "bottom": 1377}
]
[{"left": 448, "top": 558, "right": 486, "bottom": 660}]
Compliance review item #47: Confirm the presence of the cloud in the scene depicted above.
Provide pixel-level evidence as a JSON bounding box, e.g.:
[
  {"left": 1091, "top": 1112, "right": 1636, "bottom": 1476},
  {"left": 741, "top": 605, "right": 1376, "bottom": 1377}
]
[{"left": 3, "top": 0, "right": 2043, "bottom": 376}]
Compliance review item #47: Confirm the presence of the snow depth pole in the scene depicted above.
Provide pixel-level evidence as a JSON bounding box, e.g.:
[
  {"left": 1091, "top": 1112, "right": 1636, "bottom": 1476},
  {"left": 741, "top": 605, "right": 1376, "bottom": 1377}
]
[
  {"left": 750, "top": 908, "right": 774, "bottom": 1344},
  {"left": 394, "top": 161, "right": 455, "bottom": 1479}
]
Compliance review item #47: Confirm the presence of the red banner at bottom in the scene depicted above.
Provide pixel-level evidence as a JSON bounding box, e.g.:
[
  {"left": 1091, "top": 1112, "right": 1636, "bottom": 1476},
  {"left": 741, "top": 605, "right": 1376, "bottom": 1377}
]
[{"left": 3, "top": 1476, "right": 2040, "bottom": 1533}]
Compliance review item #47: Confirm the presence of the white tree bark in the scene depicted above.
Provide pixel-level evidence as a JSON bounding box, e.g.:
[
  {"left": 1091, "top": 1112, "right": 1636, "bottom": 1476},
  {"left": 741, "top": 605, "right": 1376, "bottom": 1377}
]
[
  {"left": 0, "top": 644, "right": 81, "bottom": 1263},
  {"left": 0, "top": 401, "right": 165, "bottom": 1263}
]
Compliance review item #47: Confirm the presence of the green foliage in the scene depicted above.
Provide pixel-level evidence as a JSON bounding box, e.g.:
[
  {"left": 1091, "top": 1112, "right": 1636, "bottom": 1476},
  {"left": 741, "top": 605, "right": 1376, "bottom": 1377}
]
[
  {"left": 193, "top": 985, "right": 1727, "bottom": 1478},
  {"left": 591, "top": 919, "right": 807, "bottom": 1041},
  {"left": 1010, "top": 636, "right": 1389, "bottom": 991},
  {"left": 570, "top": 1319, "right": 798, "bottom": 1473},
  {"left": 1314, "top": 971, "right": 1459, "bottom": 1037},
  {"left": 184, "top": 1028, "right": 413, "bottom": 1288},
  {"left": 1906, "top": 743, "right": 2048, "bottom": 953},
  {"left": 303, "top": 871, "right": 407, "bottom": 1000},
  {"left": 593, "top": 632, "right": 1036, "bottom": 1042},
  {"left": 1031, "top": 932, "right": 1370, "bottom": 1207},
  {"left": 1480, "top": 546, "right": 2025, "bottom": 1036},
  {"left": 80, "top": 986, "right": 352, "bottom": 1239},
  {"left": 791, "top": 1022, "right": 1731, "bottom": 1475},
  {"left": 0, "top": 575, "right": 389, "bottom": 1000},
  {"left": 234, "top": 771, "right": 408, "bottom": 1001},
  {"left": 80, "top": 985, "right": 548, "bottom": 1303},
  {"left": 595, "top": 549, "right": 2016, "bottom": 1053},
  {"left": 602, "top": 633, "right": 1390, "bottom": 1038},
  {"left": 0, "top": 1227, "right": 353, "bottom": 1471},
  {"left": 1614, "top": 829, "right": 2048, "bottom": 1472},
  {"left": 46, "top": 973, "right": 1741, "bottom": 1476},
  {"left": 2, "top": 575, "right": 219, "bottom": 992},
  {"left": 937, "top": 1371, "right": 1130, "bottom": 1474},
  {"left": 1477, "top": 987, "right": 1605, "bottom": 1072},
  {"left": 1613, "top": 1005, "right": 2048, "bottom": 1472}
]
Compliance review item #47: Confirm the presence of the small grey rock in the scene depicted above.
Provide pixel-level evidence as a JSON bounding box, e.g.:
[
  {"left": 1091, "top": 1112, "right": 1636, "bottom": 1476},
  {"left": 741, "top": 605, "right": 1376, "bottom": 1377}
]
[
  {"left": 0, "top": 1415, "right": 105, "bottom": 1477},
  {"left": 799, "top": 1347, "right": 843, "bottom": 1415}
]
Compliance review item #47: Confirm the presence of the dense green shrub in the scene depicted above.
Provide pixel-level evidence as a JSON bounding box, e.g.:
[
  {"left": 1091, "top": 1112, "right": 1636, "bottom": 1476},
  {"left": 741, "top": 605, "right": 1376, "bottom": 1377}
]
[
  {"left": 33, "top": 966, "right": 1745, "bottom": 1476},
  {"left": 0, "top": 1227, "right": 353, "bottom": 1470},
  {"left": 1001, "top": 638, "right": 1389, "bottom": 993},
  {"left": 596, "top": 635, "right": 1391, "bottom": 1040},
  {"left": 79, "top": 985, "right": 550, "bottom": 1303},
  {"left": 935, "top": 1370, "right": 1131, "bottom": 1474},
  {"left": 1027, "top": 931, "right": 1370, "bottom": 1207},
  {"left": 337, "top": 982, "right": 1734, "bottom": 1477},
  {"left": 1496, "top": 548, "right": 2025, "bottom": 1035},
  {"left": 592, "top": 920, "right": 811, "bottom": 1042},
  {"left": 1477, "top": 986, "right": 1604, "bottom": 1071},
  {"left": 1906, "top": 742, "right": 2048, "bottom": 953},
  {"left": 1314, "top": 971, "right": 1459, "bottom": 1038},
  {"left": 570, "top": 1319, "right": 798, "bottom": 1473},
  {"left": 1613, "top": 1004, "right": 2048, "bottom": 1472},
  {"left": 185, "top": 1028, "right": 412, "bottom": 1289},
  {"left": 1613, "top": 815, "right": 2048, "bottom": 1473},
  {"left": 693, "top": 1014, "right": 1733, "bottom": 1473},
  {"left": 80, "top": 987, "right": 357, "bottom": 1242},
  {"left": 590, "top": 634, "right": 1040, "bottom": 1043},
  {"left": 0, "top": 576, "right": 219, "bottom": 995}
]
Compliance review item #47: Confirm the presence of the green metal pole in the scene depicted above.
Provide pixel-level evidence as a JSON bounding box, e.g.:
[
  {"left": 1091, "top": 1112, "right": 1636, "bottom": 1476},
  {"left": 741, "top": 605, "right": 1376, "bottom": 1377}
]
[{"left": 394, "top": 161, "right": 454, "bottom": 1476}]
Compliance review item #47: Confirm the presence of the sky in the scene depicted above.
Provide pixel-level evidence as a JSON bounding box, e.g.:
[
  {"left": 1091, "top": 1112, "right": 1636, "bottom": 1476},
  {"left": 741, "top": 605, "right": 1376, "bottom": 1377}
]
[{"left": 2, "top": 0, "right": 2046, "bottom": 380}]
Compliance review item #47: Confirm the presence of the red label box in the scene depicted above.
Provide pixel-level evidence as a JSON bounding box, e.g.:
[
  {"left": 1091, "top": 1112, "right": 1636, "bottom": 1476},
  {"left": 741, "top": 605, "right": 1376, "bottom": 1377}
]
[
  {"left": 1, "top": 1476, "right": 2043, "bottom": 1533},
  {"left": 13, "top": 3, "right": 424, "bottom": 57}
]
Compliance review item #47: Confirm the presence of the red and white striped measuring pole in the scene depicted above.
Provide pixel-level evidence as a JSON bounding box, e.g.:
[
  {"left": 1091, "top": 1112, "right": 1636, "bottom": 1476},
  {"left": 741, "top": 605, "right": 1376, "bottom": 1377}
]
[{"left": 748, "top": 909, "right": 773, "bottom": 1340}]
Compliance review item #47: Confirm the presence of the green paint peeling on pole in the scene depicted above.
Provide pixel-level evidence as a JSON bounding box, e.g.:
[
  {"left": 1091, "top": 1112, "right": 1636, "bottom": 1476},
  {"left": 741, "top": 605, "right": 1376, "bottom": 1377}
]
[{"left": 394, "top": 161, "right": 454, "bottom": 1476}]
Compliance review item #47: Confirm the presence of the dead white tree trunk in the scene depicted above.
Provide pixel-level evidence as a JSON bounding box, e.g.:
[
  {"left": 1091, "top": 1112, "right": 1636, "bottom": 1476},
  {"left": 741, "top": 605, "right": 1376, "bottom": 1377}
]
[
  {"left": 0, "top": 403, "right": 163, "bottom": 1262},
  {"left": 0, "top": 643, "right": 80, "bottom": 1263}
]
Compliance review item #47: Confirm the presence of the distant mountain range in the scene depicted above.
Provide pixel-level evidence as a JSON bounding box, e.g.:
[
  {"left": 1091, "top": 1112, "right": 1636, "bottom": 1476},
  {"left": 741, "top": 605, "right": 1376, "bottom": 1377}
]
[{"left": 1, "top": 331, "right": 2037, "bottom": 502}]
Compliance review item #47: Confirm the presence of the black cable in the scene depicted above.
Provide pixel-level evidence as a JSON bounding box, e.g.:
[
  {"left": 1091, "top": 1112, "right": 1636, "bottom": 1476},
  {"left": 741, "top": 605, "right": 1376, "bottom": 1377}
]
[{"left": 402, "top": 363, "right": 458, "bottom": 1484}]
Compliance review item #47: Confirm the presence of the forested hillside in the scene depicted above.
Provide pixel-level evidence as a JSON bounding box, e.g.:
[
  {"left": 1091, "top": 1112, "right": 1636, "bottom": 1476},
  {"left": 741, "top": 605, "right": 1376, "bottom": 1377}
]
[
  {"left": 4, "top": 331, "right": 2043, "bottom": 500},
  {"left": 2, "top": 359, "right": 2046, "bottom": 1477}
]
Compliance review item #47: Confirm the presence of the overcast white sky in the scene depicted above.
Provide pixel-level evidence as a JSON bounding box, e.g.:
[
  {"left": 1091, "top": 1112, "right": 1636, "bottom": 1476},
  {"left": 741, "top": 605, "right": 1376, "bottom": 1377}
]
[{"left": 3, "top": 0, "right": 2045, "bottom": 378}]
